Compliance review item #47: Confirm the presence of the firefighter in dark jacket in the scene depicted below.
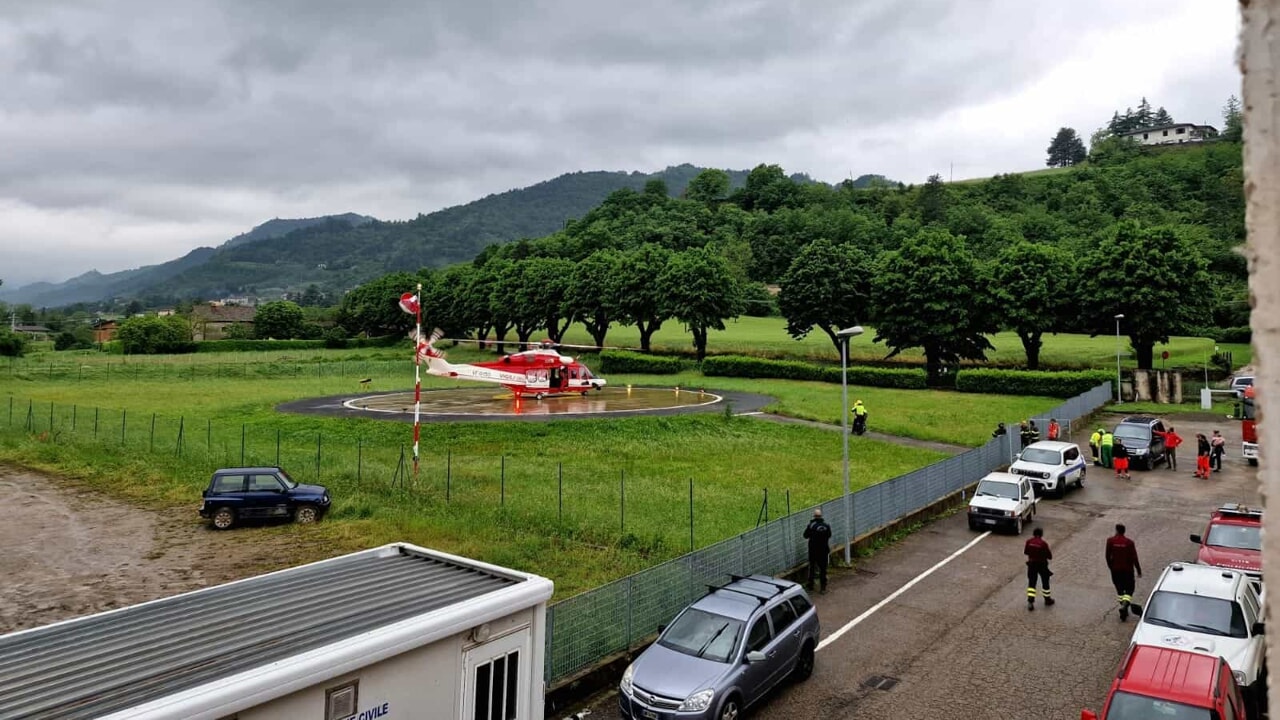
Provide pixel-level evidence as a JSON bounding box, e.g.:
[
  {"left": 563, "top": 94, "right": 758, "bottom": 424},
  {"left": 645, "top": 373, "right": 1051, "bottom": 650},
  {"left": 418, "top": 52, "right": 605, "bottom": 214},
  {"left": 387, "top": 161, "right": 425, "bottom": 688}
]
[
  {"left": 1106, "top": 524, "right": 1143, "bottom": 621},
  {"left": 803, "top": 509, "right": 833, "bottom": 593},
  {"left": 1024, "top": 527, "right": 1054, "bottom": 610}
]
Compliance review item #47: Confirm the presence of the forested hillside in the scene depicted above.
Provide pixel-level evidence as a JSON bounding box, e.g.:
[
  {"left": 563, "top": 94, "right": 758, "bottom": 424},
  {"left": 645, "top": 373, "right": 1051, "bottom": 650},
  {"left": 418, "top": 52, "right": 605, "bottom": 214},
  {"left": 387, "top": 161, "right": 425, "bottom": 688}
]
[{"left": 340, "top": 141, "right": 1245, "bottom": 376}]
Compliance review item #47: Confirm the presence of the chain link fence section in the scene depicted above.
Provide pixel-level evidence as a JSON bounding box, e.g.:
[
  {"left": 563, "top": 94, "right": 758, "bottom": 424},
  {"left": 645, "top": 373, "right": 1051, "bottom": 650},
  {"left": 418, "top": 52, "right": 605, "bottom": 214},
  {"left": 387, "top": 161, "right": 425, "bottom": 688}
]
[{"left": 544, "top": 382, "right": 1113, "bottom": 687}]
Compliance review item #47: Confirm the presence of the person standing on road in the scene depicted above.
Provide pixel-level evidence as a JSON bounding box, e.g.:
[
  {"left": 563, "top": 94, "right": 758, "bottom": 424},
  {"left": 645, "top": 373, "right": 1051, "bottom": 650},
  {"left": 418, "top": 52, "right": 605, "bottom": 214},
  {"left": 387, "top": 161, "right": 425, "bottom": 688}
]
[
  {"left": 1106, "top": 524, "right": 1143, "bottom": 621},
  {"left": 1028, "top": 420, "right": 1042, "bottom": 444},
  {"left": 1156, "top": 426, "right": 1183, "bottom": 471},
  {"left": 1195, "top": 433, "right": 1212, "bottom": 479},
  {"left": 1047, "top": 418, "right": 1061, "bottom": 441},
  {"left": 1024, "top": 527, "right": 1054, "bottom": 611},
  {"left": 803, "top": 509, "right": 833, "bottom": 594},
  {"left": 1210, "top": 430, "right": 1226, "bottom": 472},
  {"left": 1100, "top": 429, "right": 1115, "bottom": 469},
  {"left": 1090, "top": 427, "right": 1103, "bottom": 465},
  {"left": 1113, "top": 438, "right": 1131, "bottom": 480},
  {"left": 1019, "top": 421, "right": 1031, "bottom": 448}
]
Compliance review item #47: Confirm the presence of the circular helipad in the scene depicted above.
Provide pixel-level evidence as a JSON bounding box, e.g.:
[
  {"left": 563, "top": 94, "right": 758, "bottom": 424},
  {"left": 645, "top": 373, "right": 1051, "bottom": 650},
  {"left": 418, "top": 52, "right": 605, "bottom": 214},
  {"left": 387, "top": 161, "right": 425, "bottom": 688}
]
[{"left": 277, "top": 386, "right": 774, "bottom": 422}]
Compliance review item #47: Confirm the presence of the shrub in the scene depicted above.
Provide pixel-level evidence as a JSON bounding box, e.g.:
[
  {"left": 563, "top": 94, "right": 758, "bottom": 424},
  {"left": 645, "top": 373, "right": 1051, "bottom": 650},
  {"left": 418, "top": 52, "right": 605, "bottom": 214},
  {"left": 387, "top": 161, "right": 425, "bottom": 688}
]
[
  {"left": 1215, "top": 326, "right": 1252, "bottom": 344},
  {"left": 599, "top": 350, "right": 690, "bottom": 375},
  {"left": 323, "top": 327, "right": 350, "bottom": 349},
  {"left": 0, "top": 329, "right": 27, "bottom": 358},
  {"left": 701, "top": 355, "right": 928, "bottom": 389},
  {"left": 954, "top": 369, "right": 1113, "bottom": 398},
  {"left": 117, "top": 315, "right": 196, "bottom": 354},
  {"left": 196, "top": 339, "right": 326, "bottom": 352}
]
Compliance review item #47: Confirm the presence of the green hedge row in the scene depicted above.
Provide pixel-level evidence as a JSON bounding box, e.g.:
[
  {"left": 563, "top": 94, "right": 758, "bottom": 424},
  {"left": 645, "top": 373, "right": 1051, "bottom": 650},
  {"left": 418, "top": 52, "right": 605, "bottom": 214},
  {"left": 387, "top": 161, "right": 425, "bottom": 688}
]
[
  {"left": 1214, "top": 326, "right": 1252, "bottom": 344},
  {"left": 701, "top": 355, "right": 928, "bottom": 389},
  {"left": 599, "top": 350, "right": 691, "bottom": 375},
  {"left": 954, "top": 369, "right": 1113, "bottom": 398},
  {"left": 193, "top": 335, "right": 403, "bottom": 353}
]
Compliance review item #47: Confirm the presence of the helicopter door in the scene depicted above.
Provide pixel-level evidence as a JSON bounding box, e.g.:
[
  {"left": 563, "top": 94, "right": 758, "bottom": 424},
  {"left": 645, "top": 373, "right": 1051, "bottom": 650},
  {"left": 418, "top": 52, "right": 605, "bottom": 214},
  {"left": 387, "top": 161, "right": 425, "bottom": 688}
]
[{"left": 549, "top": 367, "right": 561, "bottom": 389}]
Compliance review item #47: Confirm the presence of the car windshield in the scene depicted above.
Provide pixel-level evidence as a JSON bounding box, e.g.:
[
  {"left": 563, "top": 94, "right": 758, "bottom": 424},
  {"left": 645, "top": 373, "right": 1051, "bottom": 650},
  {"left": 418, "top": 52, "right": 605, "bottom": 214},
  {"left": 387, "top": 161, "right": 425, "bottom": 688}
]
[
  {"left": 1019, "top": 448, "right": 1062, "bottom": 465},
  {"left": 1104, "top": 691, "right": 1211, "bottom": 720},
  {"left": 1234, "top": 377, "right": 1254, "bottom": 388},
  {"left": 657, "top": 608, "right": 744, "bottom": 663},
  {"left": 1115, "top": 425, "right": 1151, "bottom": 443},
  {"left": 277, "top": 470, "right": 298, "bottom": 489},
  {"left": 1207, "top": 524, "right": 1262, "bottom": 552},
  {"left": 974, "top": 480, "right": 1020, "bottom": 500},
  {"left": 1142, "top": 590, "right": 1248, "bottom": 638}
]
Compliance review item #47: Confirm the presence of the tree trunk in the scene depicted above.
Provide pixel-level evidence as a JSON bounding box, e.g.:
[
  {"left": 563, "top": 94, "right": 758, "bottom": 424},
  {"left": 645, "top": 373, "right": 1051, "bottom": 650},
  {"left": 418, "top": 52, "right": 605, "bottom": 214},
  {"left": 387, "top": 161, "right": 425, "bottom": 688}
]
[
  {"left": 1132, "top": 338, "right": 1155, "bottom": 370},
  {"left": 493, "top": 325, "right": 510, "bottom": 355},
  {"left": 638, "top": 319, "right": 662, "bottom": 352},
  {"left": 1018, "top": 330, "right": 1043, "bottom": 370},
  {"left": 820, "top": 325, "right": 842, "bottom": 357},
  {"left": 516, "top": 324, "right": 536, "bottom": 345},
  {"left": 693, "top": 327, "right": 709, "bottom": 362},
  {"left": 587, "top": 314, "right": 609, "bottom": 348},
  {"left": 924, "top": 346, "right": 943, "bottom": 386}
]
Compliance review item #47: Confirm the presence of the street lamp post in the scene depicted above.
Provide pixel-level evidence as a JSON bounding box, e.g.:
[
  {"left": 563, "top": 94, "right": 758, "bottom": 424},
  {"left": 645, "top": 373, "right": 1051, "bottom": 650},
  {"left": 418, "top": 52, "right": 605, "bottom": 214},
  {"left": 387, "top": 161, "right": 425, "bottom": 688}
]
[
  {"left": 838, "top": 325, "right": 865, "bottom": 566},
  {"left": 1114, "top": 314, "right": 1124, "bottom": 403},
  {"left": 1205, "top": 344, "right": 1219, "bottom": 388}
]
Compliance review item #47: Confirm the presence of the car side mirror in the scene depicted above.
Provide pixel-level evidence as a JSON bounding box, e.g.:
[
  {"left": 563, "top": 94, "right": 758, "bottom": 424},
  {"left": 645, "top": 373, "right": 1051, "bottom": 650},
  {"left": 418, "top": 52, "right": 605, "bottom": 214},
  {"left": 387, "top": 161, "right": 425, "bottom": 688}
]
[
  {"left": 1081, "top": 711, "right": 1098, "bottom": 720},
  {"left": 1253, "top": 621, "right": 1265, "bottom": 635},
  {"left": 745, "top": 651, "right": 767, "bottom": 664},
  {"left": 1190, "top": 534, "right": 1202, "bottom": 544}
]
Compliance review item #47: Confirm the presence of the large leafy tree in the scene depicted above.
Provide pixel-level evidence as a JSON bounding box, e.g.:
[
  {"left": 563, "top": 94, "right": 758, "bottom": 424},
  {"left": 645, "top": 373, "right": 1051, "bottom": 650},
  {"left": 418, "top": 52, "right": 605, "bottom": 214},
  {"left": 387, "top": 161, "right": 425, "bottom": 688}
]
[
  {"left": 1046, "top": 127, "right": 1087, "bottom": 168},
  {"left": 872, "top": 228, "right": 997, "bottom": 384},
  {"left": 566, "top": 250, "right": 621, "bottom": 347},
  {"left": 501, "top": 258, "right": 577, "bottom": 343},
  {"left": 777, "top": 239, "right": 872, "bottom": 355},
  {"left": 918, "top": 174, "right": 947, "bottom": 224},
  {"left": 1078, "top": 221, "right": 1213, "bottom": 369},
  {"left": 1223, "top": 95, "right": 1243, "bottom": 143},
  {"left": 253, "top": 301, "right": 305, "bottom": 339},
  {"left": 478, "top": 259, "right": 515, "bottom": 352},
  {"left": 685, "top": 169, "right": 731, "bottom": 204},
  {"left": 657, "top": 247, "right": 743, "bottom": 361},
  {"left": 117, "top": 315, "right": 192, "bottom": 354},
  {"left": 989, "top": 241, "right": 1077, "bottom": 369},
  {"left": 611, "top": 244, "right": 673, "bottom": 352},
  {"left": 336, "top": 271, "right": 426, "bottom": 337}
]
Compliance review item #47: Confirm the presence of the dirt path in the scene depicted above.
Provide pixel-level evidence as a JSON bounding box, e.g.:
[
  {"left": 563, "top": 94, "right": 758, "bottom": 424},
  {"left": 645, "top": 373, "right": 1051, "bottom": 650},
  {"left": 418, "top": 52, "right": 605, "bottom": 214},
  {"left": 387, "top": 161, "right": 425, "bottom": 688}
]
[{"left": 0, "top": 465, "right": 309, "bottom": 634}]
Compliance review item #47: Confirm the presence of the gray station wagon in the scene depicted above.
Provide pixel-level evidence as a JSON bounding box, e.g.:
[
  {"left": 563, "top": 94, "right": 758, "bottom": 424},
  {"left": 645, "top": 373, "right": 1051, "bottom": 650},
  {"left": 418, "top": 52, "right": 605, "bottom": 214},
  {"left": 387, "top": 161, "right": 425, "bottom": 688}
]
[{"left": 619, "top": 575, "right": 820, "bottom": 720}]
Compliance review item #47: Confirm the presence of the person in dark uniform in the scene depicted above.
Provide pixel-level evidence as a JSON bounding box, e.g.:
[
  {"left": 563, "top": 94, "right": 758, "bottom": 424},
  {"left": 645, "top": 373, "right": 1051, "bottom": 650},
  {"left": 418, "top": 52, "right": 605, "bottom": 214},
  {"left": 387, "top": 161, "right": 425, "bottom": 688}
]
[
  {"left": 1027, "top": 420, "right": 1042, "bottom": 444},
  {"left": 1112, "top": 437, "right": 1131, "bottom": 480},
  {"left": 1024, "top": 527, "right": 1054, "bottom": 611},
  {"left": 1105, "top": 524, "right": 1142, "bottom": 621},
  {"left": 803, "top": 509, "right": 833, "bottom": 594}
]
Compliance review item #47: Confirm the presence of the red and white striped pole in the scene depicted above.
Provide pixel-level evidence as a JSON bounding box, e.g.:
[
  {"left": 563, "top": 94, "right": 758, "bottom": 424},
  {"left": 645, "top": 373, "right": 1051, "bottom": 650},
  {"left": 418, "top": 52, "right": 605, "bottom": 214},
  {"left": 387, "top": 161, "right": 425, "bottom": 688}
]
[{"left": 412, "top": 282, "right": 422, "bottom": 479}]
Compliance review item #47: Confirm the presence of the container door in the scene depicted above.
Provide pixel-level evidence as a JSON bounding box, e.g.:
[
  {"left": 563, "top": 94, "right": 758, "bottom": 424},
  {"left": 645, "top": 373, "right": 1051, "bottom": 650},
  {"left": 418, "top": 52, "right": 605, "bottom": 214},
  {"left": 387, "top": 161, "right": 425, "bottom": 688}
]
[{"left": 461, "top": 629, "right": 530, "bottom": 720}]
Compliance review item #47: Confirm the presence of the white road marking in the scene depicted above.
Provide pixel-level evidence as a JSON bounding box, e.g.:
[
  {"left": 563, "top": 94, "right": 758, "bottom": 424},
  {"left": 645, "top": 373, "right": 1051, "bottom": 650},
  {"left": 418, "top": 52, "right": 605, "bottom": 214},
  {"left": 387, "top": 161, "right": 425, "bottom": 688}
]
[{"left": 816, "top": 531, "right": 993, "bottom": 652}]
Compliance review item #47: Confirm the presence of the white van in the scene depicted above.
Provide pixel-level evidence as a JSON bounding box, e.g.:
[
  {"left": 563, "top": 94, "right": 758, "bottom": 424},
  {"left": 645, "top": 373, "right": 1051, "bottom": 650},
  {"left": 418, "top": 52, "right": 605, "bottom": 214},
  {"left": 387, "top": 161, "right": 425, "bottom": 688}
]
[
  {"left": 1008, "top": 441, "right": 1086, "bottom": 498},
  {"left": 966, "top": 472, "right": 1037, "bottom": 534}
]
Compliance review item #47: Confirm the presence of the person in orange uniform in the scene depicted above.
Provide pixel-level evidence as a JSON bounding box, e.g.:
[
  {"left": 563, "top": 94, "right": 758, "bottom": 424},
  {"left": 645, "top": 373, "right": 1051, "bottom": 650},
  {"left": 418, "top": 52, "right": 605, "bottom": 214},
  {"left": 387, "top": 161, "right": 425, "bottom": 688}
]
[
  {"left": 1024, "top": 527, "right": 1054, "bottom": 611},
  {"left": 1155, "top": 426, "right": 1183, "bottom": 471},
  {"left": 1047, "top": 418, "right": 1061, "bottom": 441},
  {"left": 1194, "top": 433, "right": 1212, "bottom": 479},
  {"left": 1106, "top": 524, "right": 1142, "bottom": 621}
]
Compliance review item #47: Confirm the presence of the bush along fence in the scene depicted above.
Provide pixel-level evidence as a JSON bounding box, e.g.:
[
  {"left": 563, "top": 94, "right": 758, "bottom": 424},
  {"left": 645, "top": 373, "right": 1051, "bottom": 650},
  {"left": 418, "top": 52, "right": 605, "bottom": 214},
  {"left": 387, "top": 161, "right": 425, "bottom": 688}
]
[
  {"left": 2, "top": 357, "right": 411, "bottom": 383},
  {"left": 542, "top": 381, "right": 1114, "bottom": 688}
]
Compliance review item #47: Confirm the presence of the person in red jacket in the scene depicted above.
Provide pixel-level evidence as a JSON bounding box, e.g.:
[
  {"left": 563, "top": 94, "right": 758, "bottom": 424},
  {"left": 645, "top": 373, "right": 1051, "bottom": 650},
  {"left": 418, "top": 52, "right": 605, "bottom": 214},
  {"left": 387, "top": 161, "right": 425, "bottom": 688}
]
[
  {"left": 1024, "top": 527, "right": 1054, "bottom": 611},
  {"left": 1047, "top": 418, "right": 1061, "bottom": 441},
  {"left": 1155, "top": 426, "right": 1183, "bottom": 471},
  {"left": 1106, "top": 524, "right": 1143, "bottom": 621}
]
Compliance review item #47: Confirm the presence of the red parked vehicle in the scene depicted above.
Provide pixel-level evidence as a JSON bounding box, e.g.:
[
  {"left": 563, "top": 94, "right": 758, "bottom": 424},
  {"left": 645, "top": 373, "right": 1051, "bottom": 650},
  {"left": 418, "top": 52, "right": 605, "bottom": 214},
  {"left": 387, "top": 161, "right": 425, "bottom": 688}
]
[
  {"left": 1191, "top": 504, "right": 1262, "bottom": 593},
  {"left": 1082, "top": 643, "right": 1252, "bottom": 720}
]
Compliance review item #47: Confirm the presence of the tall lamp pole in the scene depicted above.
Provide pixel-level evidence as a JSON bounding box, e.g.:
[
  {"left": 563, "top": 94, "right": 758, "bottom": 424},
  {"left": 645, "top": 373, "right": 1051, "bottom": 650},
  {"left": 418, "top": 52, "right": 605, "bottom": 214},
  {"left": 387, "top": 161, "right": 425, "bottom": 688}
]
[
  {"left": 1114, "top": 314, "right": 1125, "bottom": 403},
  {"left": 838, "top": 325, "right": 865, "bottom": 566}
]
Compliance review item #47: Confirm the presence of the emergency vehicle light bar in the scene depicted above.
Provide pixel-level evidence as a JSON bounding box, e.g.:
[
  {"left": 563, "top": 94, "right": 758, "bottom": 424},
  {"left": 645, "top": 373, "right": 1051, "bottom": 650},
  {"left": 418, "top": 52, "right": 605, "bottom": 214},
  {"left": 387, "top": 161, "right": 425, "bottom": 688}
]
[{"left": 1218, "top": 503, "right": 1262, "bottom": 517}]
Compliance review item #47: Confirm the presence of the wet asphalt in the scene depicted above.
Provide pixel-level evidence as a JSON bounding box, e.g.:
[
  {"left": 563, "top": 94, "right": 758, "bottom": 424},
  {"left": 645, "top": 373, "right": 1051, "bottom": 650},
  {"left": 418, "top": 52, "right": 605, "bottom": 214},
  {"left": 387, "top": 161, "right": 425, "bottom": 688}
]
[{"left": 574, "top": 414, "right": 1261, "bottom": 720}]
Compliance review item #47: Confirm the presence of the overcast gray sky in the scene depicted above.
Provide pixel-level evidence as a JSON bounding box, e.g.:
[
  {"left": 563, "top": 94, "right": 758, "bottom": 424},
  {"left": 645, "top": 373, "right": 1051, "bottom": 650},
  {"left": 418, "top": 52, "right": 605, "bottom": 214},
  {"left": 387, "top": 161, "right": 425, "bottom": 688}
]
[{"left": 0, "top": 0, "right": 1241, "bottom": 288}]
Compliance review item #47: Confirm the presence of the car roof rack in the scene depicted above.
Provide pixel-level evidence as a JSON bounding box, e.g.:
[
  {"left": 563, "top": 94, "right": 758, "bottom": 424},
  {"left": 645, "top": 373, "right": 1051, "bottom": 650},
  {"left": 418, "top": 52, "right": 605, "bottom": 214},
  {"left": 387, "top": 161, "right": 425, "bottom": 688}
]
[
  {"left": 1218, "top": 503, "right": 1263, "bottom": 517},
  {"left": 730, "top": 574, "right": 789, "bottom": 595},
  {"left": 704, "top": 575, "right": 785, "bottom": 605}
]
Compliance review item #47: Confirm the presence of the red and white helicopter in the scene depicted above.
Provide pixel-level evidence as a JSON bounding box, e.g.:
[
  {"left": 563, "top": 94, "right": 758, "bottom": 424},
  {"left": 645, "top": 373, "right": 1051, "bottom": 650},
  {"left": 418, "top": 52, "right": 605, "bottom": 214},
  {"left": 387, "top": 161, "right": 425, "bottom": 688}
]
[{"left": 416, "top": 328, "right": 608, "bottom": 399}]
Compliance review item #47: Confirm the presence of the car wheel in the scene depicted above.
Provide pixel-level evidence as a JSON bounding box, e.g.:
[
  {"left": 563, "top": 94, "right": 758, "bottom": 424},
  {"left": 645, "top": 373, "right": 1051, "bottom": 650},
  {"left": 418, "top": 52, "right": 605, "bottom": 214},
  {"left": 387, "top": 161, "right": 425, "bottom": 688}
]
[
  {"left": 535, "top": 393, "right": 545, "bottom": 400},
  {"left": 294, "top": 504, "right": 320, "bottom": 524},
  {"left": 718, "top": 694, "right": 742, "bottom": 720},
  {"left": 212, "top": 506, "right": 235, "bottom": 530},
  {"left": 1014, "top": 516, "right": 1024, "bottom": 535},
  {"left": 968, "top": 518, "right": 979, "bottom": 531},
  {"left": 1078, "top": 469, "right": 1085, "bottom": 488},
  {"left": 792, "top": 641, "right": 815, "bottom": 682},
  {"left": 1055, "top": 482, "right": 1067, "bottom": 499},
  {"left": 1249, "top": 458, "right": 1259, "bottom": 467}
]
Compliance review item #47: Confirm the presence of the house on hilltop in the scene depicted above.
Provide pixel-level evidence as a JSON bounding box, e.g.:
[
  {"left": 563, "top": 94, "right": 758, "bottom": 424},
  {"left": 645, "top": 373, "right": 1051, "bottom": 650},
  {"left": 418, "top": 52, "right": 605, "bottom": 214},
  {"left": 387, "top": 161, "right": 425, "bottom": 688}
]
[
  {"left": 1119, "top": 123, "right": 1218, "bottom": 146},
  {"left": 192, "top": 303, "right": 255, "bottom": 340}
]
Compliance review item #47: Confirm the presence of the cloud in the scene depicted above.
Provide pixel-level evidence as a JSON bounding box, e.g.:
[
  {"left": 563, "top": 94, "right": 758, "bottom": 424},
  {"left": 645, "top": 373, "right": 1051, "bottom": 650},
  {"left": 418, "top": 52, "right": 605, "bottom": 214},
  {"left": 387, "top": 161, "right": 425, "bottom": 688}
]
[{"left": 0, "top": 0, "right": 1241, "bottom": 287}]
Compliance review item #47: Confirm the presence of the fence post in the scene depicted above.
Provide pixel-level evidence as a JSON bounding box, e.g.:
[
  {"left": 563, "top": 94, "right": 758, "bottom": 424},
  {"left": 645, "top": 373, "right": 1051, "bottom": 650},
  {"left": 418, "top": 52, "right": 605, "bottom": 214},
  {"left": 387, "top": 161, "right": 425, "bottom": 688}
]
[
  {"left": 94, "top": 407, "right": 98, "bottom": 439},
  {"left": 620, "top": 469, "right": 625, "bottom": 534},
  {"left": 689, "top": 478, "right": 695, "bottom": 552},
  {"left": 48, "top": 401, "right": 54, "bottom": 432},
  {"left": 121, "top": 409, "right": 126, "bottom": 445},
  {"left": 626, "top": 576, "right": 634, "bottom": 648},
  {"left": 557, "top": 462, "right": 563, "bottom": 525},
  {"left": 446, "top": 450, "right": 451, "bottom": 503},
  {"left": 24, "top": 400, "right": 32, "bottom": 432},
  {"left": 150, "top": 413, "right": 156, "bottom": 452},
  {"left": 240, "top": 424, "right": 245, "bottom": 465},
  {"left": 500, "top": 455, "right": 506, "bottom": 507},
  {"left": 276, "top": 429, "right": 281, "bottom": 467},
  {"left": 315, "top": 433, "right": 321, "bottom": 481},
  {"left": 176, "top": 416, "right": 184, "bottom": 456},
  {"left": 357, "top": 438, "right": 363, "bottom": 486},
  {"left": 72, "top": 404, "right": 76, "bottom": 432},
  {"left": 206, "top": 419, "right": 211, "bottom": 450},
  {"left": 7, "top": 397, "right": 11, "bottom": 427}
]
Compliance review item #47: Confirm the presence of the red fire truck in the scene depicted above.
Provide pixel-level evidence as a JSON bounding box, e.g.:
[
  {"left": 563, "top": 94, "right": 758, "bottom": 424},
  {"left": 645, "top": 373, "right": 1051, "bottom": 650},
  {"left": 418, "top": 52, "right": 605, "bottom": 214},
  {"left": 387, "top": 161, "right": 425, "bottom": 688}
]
[{"left": 1241, "top": 385, "right": 1258, "bottom": 466}]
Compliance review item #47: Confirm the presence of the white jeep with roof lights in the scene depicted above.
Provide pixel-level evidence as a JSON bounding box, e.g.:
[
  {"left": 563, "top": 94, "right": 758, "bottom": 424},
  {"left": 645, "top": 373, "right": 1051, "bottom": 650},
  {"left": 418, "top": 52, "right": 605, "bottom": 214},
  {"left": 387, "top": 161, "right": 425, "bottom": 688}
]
[
  {"left": 1131, "top": 562, "right": 1268, "bottom": 707},
  {"left": 1008, "top": 441, "right": 1086, "bottom": 498},
  {"left": 966, "top": 472, "right": 1036, "bottom": 534}
]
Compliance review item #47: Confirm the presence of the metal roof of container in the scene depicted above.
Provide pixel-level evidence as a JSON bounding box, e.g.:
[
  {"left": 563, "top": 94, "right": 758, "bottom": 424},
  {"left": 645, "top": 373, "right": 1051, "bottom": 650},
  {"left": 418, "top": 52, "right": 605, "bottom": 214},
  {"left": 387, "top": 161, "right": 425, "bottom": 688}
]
[{"left": 0, "top": 543, "right": 535, "bottom": 720}]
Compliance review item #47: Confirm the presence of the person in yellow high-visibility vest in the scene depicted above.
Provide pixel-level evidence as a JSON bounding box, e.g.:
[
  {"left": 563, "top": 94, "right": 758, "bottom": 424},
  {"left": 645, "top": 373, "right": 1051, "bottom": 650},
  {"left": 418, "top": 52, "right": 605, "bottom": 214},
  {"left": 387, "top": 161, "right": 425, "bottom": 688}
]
[
  {"left": 1089, "top": 427, "right": 1103, "bottom": 466},
  {"left": 1100, "top": 430, "right": 1115, "bottom": 469}
]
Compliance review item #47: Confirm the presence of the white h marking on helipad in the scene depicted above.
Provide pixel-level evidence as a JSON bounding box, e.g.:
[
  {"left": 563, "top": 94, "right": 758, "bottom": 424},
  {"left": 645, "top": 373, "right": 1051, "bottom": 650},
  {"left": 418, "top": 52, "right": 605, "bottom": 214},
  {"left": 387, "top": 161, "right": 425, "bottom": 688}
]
[{"left": 816, "top": 531, "right": 992, "bottom": 652}]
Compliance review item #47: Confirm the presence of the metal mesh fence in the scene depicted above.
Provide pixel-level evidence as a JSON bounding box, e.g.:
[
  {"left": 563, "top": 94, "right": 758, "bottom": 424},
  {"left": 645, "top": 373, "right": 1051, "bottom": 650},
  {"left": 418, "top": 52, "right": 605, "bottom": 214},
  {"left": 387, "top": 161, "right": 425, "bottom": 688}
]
[{"left": 544, "top": 382, "right": 1114, "bottom": 686}]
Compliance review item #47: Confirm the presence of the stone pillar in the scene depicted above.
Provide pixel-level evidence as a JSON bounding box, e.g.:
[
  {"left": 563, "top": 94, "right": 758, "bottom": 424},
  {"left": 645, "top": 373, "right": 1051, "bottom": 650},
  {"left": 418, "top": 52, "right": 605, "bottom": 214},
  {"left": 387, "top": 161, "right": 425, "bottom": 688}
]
[
  {"left": 1132, "top": 369, "right": 1151, "bottom": 401},
  {"left": 1172, "top": 371, "right": 1183, "bottom": 405},
  {"left": 1241, "top": 0, "right": 1277, "bottom": 708}
]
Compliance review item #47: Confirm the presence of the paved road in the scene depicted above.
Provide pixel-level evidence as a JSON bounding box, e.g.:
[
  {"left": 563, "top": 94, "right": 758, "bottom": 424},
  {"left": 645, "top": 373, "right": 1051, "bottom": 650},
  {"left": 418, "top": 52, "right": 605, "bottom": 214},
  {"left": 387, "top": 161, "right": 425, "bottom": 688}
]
[{"left": 575, "top": 414, "right": 1259, "bottom": 720}]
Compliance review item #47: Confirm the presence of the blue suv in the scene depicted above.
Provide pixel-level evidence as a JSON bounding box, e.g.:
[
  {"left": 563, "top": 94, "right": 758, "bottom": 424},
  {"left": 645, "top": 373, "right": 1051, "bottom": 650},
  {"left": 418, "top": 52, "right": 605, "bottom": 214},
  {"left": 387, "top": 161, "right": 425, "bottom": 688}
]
[
  {"left": 198, "top": 467, "right": 330, "bottom": 530},
  {"left": 619, "top": 575, "right": 820, "bottom": 720}
]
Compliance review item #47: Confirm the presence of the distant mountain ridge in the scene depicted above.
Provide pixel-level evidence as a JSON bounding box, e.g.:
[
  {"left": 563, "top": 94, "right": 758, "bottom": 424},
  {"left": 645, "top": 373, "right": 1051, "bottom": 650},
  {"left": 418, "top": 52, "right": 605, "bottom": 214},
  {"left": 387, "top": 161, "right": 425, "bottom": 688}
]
[{"left": 1, "top": 165, "right": 890, "bottom": 307}]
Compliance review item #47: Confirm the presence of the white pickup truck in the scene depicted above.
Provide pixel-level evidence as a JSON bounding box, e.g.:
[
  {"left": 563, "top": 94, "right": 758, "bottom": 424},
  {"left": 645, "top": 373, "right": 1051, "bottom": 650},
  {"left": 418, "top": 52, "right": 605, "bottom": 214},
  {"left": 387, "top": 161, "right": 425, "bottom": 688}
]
[{"left": 967, "top": 472, "right": 1037, "bottom": 534}]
